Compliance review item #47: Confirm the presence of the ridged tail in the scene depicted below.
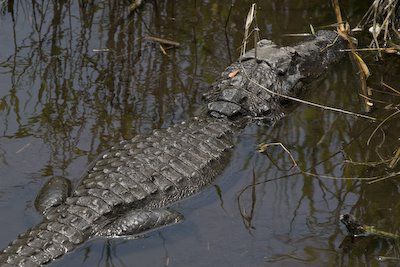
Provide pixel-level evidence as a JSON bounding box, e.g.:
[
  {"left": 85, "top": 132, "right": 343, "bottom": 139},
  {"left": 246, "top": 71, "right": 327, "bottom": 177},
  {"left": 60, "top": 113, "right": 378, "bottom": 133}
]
[
  {"left": 0, "top": 214, "right": 88, "bottom": 266},
  {"left": 0, "top": 117, "right": 242, "bottom": 266}
]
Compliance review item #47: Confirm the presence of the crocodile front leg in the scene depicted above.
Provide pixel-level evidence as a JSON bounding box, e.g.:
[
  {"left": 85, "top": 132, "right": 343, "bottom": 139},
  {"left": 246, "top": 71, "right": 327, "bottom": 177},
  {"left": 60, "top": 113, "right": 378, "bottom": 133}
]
[
  {"left": 34, "top": 177, "right": 71, "bottom": 215},
  {"left": 36, "top": 179, "right": 184, "bottom": 238},
  {"left": 96, "top": 208, "right": 183, "bottom": 238},
  {"left": 0, "top": 117, "right": 240, "bottom": 266}
]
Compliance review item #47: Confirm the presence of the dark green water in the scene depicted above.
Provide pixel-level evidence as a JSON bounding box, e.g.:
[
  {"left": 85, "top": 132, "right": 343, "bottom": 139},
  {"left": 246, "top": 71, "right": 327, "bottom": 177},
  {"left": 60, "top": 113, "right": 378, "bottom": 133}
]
[{"left": 0, "top": 1, "right": 399, "bottom": 266}]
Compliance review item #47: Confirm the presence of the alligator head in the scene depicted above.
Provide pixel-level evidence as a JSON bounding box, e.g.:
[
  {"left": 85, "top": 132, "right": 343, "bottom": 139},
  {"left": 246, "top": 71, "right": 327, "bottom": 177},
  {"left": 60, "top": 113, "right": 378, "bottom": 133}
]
[{"left": 204, "top": 30, "right": 345, "bottom": 121}]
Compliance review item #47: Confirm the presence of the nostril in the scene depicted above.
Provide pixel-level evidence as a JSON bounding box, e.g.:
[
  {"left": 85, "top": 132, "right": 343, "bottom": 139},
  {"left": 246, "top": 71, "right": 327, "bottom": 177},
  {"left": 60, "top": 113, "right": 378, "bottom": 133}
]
[
  {"left": 262, "top": 109, "right": 271, "bottom": 116},
  {"left": 239, "top": 95, "right": 248, "bottom": 104}
]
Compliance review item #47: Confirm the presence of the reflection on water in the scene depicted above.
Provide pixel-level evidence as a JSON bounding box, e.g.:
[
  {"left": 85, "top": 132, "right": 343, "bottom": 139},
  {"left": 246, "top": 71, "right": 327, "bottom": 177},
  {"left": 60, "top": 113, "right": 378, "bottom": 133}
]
[{"left": 0, "top": 0, "right": 399, "bottom": 266}]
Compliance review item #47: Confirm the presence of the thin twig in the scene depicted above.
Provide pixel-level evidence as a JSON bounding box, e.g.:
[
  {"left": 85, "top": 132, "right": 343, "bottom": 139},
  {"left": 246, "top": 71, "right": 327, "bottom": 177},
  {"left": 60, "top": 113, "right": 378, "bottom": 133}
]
[
  {"left": 159, "top": 44, "right": 167, "bottom": 55},
  {"left": 258, "top": 143, "right": 298, "bottom": 169},
  {"left": 382, "top": 82, "right": 400, "bottom": 95},
  {"left": 225, "top": 1, "right": 234, "bottom": 29},
  {"left": 339, "top": 47, "right": 398, "bottom": 52},
  {"left": 344, "top": 159, "right": 391, "bottom": 167},
  {"left": 241, "top": 3, "right": 256, "bottom": 57},
  {"left": 367, "top": 109, "right": 400, "bottom": 145},
  {"left": 237, "top": 124, "right": 372, "bottom": 202},
  {"left": 389, "top": 147, "right": 400, "bottom": 169},
  {"left": 257, "top": 142, "right": 400, "bottom": 182},
  {"left": 332, "top": 0, "right": 346, "bottom": 32},
  {"left": 144, "top": 36, "right": 180, "bottom": 47}
]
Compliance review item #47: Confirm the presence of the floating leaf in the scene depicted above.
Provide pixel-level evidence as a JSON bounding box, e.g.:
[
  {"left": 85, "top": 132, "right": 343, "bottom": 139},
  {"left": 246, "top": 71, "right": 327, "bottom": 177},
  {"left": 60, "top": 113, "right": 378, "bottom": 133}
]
[{"left": 228, "top": 69, "right": 240, "bottom": 78}]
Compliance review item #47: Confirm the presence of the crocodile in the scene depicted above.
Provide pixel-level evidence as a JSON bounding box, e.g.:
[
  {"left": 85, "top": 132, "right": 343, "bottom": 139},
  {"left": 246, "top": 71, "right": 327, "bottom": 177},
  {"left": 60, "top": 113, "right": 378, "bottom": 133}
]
[{"left": 0, "top": 30, "right": 345, "bottom": 266}]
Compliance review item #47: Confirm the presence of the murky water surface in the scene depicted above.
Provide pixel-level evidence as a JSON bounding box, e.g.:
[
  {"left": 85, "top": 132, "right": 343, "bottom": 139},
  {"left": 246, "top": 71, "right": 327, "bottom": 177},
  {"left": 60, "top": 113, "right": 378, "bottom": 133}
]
[{"left": 1, "top": 0, "right": 400, "bottom": 266}]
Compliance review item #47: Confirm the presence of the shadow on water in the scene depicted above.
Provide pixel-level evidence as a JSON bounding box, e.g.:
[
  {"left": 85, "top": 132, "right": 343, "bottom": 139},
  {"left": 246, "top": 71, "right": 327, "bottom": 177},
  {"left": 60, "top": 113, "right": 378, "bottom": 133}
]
[{"left": 0, "top": 0, "right": 399, "bottom": 266}]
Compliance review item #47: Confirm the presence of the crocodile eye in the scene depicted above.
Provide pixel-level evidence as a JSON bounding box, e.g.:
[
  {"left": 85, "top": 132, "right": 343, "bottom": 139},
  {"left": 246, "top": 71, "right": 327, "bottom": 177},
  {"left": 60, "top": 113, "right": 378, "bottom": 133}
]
[{"left": 260, "top": 107, "right": 271, "bottom": 116}]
